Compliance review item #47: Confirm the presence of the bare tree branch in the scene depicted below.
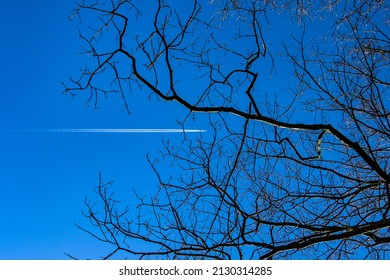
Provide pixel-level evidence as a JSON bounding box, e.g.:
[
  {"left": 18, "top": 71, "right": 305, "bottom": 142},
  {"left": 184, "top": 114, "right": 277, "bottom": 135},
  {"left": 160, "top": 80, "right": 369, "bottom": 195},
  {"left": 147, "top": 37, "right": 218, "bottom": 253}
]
[{"left": 66, "top": 0, "right": 390, "bottom": 259}]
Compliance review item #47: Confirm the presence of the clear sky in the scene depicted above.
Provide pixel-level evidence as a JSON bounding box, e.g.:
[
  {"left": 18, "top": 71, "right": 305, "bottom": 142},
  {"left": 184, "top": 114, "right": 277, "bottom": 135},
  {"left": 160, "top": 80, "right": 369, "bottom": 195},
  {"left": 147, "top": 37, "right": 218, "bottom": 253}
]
[
  {"left": 0, "top": 0, "right": 201, "bottom": 259},
  {"left": 2, "top": 0, "right": 380, "bottom": 260}
]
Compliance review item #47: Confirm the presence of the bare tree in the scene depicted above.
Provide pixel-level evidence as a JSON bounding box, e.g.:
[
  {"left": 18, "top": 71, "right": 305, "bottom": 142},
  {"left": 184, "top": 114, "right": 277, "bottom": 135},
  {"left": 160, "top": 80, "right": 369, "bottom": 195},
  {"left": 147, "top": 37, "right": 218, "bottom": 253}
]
[{"left": 65, "top": 0, "right": 390, "bottom": 259}]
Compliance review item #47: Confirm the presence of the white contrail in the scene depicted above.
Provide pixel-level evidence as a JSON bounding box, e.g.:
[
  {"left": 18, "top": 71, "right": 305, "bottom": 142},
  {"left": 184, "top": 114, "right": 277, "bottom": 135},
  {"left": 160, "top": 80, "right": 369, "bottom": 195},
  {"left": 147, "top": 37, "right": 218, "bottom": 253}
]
[{"left": 31, "top": 128, "right": 206, "bottom": 133}]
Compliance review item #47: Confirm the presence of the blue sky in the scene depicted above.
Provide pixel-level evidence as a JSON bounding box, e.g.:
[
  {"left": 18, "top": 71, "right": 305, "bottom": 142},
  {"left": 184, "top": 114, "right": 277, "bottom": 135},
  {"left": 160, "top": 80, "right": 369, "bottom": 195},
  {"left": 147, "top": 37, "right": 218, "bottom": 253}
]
[
  {"left": 0, "top": 0, "right": 201, "bottom": 259},
  {"left": 0, "top": 0, "right": 298, "bottom": 260},
  {"left": 2, "top": 0, "right": 382, "bottom": 260}
]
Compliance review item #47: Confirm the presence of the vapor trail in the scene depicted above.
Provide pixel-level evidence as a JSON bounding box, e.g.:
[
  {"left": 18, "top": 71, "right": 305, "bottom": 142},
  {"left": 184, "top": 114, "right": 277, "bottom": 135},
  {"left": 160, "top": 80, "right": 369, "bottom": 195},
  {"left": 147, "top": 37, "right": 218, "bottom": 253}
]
[{"left": 30, "top": 128, "right": 206, "bottom": 133}]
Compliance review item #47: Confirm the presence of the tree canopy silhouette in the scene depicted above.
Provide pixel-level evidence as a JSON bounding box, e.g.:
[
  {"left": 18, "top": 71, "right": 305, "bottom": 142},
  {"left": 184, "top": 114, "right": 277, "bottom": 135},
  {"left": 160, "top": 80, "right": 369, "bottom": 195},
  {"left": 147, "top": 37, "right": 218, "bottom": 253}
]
[{"left": 65, "top": 0, "right": 390, "bottom": 259}]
